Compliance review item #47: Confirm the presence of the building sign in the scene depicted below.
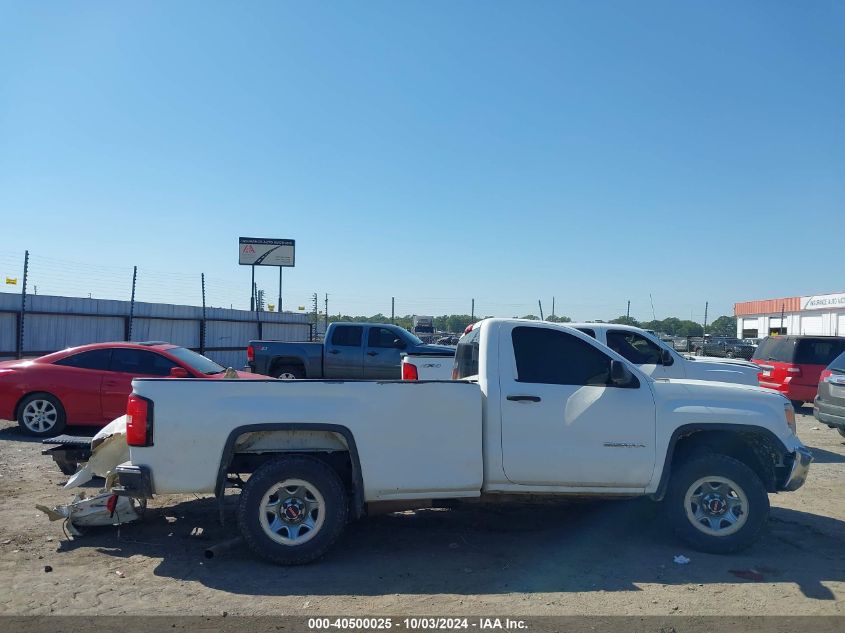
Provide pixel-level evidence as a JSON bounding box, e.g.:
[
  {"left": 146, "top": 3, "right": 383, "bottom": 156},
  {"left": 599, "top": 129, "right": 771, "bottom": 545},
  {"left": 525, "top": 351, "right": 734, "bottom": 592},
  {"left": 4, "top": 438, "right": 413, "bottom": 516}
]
[
  {"left": 5, "top": 277, "right": 16, "bottom": 285},
  {"left": 238, "top": 237, "right": 295, "bottom": 267},
  {"left": 801, "top": 292, "right": 845, "bottom": 311}
]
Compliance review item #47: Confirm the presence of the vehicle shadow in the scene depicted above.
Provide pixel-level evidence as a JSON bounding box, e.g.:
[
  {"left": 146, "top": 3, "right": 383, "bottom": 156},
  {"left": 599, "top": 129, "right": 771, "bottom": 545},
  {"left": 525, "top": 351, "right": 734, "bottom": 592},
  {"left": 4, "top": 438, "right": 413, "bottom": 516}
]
[
  {"left": 56, "top": 495, "right": 844, "bottom": 600},
  {"left": 0, "top": 420, "right": 97, "bottom": 445},
  {"left": 807, "top": 446, "right": 845, "bottom": 464}
]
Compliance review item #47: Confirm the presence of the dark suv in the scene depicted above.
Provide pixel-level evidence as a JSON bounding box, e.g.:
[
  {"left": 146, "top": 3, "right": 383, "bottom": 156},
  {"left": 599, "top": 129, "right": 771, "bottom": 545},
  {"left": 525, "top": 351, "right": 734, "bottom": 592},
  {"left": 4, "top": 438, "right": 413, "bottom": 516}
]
[
  {"left": 698, "top": 337, "right": 756, "bottom": 360},
  {"left": 814, "top": 349, "right": 845, "bottom": 438},
  {"left": 752, "top": 336, "right": 845, "bottom": 408}
]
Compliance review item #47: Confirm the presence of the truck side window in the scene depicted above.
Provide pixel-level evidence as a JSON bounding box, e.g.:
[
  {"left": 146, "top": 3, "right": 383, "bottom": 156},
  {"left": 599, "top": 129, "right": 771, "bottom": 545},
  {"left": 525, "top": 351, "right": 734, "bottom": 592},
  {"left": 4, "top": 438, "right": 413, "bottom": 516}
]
[
  {"left": 368, "top": 327, "right": 400, "bottom": 348},
  {"left": 606, "top": 330, "right": 662, "bottom": 365},
  {"left": 331, "top": 326, "right": 363, "bottom": 347},
  {"left": 512, "top": 327, "right": 610, "bottom": 386}
]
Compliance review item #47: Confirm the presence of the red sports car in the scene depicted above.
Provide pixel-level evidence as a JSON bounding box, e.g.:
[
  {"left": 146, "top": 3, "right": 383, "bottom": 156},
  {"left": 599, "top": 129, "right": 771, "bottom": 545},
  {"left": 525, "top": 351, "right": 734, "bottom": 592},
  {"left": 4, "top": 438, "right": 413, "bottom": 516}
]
[{"left": 0, "top": 342, "right": 261, "bottom": 436}]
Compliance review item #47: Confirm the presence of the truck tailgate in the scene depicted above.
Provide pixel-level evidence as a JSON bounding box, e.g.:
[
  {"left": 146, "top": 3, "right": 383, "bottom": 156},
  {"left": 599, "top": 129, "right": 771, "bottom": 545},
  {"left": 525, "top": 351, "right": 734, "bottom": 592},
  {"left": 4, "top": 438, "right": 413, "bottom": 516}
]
[{"left": 129, "top": 379, "right": 483, "bottom": 501}]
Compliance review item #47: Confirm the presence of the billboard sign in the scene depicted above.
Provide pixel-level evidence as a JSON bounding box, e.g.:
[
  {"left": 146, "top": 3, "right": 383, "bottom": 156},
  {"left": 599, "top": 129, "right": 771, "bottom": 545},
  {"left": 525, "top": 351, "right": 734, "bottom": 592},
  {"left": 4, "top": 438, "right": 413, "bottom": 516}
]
[{"left": 239, "top": 237, "right": 295, "bottom": 267}]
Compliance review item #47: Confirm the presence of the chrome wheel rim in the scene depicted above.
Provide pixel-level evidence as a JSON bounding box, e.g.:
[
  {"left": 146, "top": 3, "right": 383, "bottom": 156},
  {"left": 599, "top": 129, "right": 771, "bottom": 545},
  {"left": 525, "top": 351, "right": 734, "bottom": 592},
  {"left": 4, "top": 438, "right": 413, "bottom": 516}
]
[
  {"left": 277, "top": 372, "right": 298, "bottom": 380},
  {"left": 22, "top": 399, "right": 58, "bottom": 433},
  {"left": 259, "top": 478, "right": 325, "bottom": 545},
  {"left": 684, "top": 476, "right": 749, "bottom": 536}
]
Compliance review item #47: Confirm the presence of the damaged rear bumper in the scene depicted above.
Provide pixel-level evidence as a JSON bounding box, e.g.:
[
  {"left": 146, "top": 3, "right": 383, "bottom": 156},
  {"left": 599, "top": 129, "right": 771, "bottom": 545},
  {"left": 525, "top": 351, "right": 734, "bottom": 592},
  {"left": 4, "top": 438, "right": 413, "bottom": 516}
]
[{"left": 112, "top": 463, "right": 154, "bottom": 499}]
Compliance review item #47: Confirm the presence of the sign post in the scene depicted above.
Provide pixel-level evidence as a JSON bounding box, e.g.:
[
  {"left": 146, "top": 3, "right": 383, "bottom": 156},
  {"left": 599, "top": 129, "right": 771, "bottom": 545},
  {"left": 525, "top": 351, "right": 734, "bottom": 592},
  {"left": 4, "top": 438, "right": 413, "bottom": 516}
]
[{"left": 239, "top": 237, "right": 295, "bottom": 313}]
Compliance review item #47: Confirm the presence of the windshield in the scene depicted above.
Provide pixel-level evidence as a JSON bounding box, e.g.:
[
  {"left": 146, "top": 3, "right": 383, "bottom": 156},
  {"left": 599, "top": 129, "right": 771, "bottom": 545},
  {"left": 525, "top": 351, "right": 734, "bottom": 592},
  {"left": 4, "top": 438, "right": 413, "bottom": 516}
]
[{"left": 166, "top": 347, "right": 226, "bottom": 375}]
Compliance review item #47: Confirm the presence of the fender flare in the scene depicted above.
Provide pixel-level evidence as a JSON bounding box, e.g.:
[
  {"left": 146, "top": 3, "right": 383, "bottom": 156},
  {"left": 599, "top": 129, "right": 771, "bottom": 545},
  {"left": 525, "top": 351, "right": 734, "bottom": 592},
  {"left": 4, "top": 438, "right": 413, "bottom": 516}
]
[
  {"left": 651, "top": 423, "right": 790, "bottom": 501},
  {"left": 215, "top": 423, "right": 365, "bottom": 518}
]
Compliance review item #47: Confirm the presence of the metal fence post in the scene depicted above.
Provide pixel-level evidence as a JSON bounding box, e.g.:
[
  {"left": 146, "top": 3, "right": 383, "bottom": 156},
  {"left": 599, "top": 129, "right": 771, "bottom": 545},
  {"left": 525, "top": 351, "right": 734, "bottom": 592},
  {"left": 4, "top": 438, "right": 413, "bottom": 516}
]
[
  {"left": 127, "top": 266, "right": 137, "bottom": 341},
  {"left": 200, "top": 273, "right": 207, "bottom": 355},
  {"left": 16, "top": 250, "right": 28, "bottom": 359}
]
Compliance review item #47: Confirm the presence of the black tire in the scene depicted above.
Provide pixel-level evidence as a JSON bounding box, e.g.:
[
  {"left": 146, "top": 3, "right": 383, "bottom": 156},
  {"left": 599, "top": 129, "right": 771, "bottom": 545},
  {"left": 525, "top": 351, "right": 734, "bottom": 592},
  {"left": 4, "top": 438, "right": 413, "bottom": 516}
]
[
  {"left": 271, "top": 364, "right": 305, "bottom": 380},
  {"left": 17, "top": 392, "right": 67, "bottom": 437},
  {"left": 726, "top": 351, "right": 735, "bottom": 358},
  {"left": 666, "top": 454, "right": 769, "bottom": 554},
  {"left": 237, "top": 455, "right": 348, "bottom": 565},
  {"left": 790, "top": 400, "right": 803, "bottom": 410}
]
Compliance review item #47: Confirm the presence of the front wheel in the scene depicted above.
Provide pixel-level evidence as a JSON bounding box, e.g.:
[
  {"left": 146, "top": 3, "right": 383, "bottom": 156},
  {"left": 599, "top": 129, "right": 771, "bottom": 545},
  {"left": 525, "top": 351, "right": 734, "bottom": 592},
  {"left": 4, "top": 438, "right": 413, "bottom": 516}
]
[
  {"left": 237, "top": 455, "right": 348, "bottom": 565},
  {"left": 666, "top": 454, "right": 769, "bottom": 554},
  {"left": 17, "top": 393, "right": 67, "bottom": 437}
]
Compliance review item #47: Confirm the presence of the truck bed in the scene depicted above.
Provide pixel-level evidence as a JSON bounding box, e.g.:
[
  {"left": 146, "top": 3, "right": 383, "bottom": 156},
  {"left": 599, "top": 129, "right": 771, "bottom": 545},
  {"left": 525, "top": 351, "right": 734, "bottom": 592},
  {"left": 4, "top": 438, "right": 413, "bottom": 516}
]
[{"left": 129, "top": 378, "right": 483, "bottom": 500}]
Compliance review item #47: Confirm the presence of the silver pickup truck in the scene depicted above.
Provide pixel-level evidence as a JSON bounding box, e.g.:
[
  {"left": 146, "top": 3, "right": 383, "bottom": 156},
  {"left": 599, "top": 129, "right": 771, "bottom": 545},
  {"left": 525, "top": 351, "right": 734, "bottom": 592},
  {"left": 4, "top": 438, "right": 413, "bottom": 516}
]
[{"left": 248, "top": 322, "right": 455, "bottom": 379}]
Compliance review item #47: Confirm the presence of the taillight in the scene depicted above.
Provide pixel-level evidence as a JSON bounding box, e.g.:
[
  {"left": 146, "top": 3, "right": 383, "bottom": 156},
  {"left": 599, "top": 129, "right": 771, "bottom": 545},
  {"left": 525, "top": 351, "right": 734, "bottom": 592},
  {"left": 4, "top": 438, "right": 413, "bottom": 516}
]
[
  {"left": 464, "top": 323, "right": 475, "bottom": 334},
  {"left": 247, "top": 345, "right": 255, "bottom": 363},
  {"left": 820, "top": 369, "right": 833, "bottom": 382},
  {"left": 402, "top": 362, "right": 419, "bottom": 380},
  {"left": 126, "top": 394, "right": 154, "bottom": 447}
]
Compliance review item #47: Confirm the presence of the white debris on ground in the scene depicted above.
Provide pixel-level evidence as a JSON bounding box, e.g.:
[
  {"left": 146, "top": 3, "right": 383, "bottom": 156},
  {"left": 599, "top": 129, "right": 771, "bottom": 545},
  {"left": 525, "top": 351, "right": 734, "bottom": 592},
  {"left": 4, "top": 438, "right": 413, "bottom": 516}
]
[
  {"left": 36, "top": 491, "right": 142, "bottom": 536},
  {"left": 673, "top": 555, "right": 691, "bottom": 564},
  {"left": 36, "top": 415, "right": 141, "bottom": 535}
]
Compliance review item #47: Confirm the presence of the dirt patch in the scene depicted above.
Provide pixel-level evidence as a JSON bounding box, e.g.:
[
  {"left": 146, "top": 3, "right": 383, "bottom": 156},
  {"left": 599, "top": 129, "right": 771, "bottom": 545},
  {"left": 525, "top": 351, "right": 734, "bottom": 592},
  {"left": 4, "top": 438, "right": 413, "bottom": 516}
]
[{"left": 0, "top": 411, "right": 842, "bottom": 615}]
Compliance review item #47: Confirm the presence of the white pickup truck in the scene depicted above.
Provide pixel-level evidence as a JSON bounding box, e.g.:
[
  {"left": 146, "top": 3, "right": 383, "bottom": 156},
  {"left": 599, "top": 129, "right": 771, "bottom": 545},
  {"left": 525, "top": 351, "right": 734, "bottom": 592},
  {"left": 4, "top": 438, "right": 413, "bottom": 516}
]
[
  {"left": 568, "top": 323, "right": 760, "bottom": 385},
  {"left": 115, "top": 319, "right": 811, "bottom": 565}
]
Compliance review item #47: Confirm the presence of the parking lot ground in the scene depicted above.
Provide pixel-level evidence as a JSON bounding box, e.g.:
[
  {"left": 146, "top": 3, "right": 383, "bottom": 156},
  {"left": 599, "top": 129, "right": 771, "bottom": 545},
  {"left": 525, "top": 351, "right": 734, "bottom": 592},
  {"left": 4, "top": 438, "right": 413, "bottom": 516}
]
[{"left": 0, "top": 411, "right": 842, "bottom": 616}]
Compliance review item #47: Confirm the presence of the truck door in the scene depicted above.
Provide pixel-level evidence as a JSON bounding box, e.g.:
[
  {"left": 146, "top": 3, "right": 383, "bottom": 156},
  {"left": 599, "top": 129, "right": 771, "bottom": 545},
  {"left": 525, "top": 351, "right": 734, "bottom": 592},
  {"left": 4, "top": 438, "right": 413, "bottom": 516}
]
[
  {"left": 499, "top": 325, "right": 656, "bottom": 488},
  {"left": 364, "top": 326, "right": 405, "bottom": 379},
  {"left": 324, "top": 325, "right": 365, "bottom": 379}
]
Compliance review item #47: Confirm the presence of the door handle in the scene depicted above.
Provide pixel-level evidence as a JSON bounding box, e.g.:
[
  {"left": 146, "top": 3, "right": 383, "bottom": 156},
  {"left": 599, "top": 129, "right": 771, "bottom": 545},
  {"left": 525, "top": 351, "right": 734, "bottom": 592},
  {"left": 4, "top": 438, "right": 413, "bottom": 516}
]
[
  {"left": 328, "top": 349, "right": 340, "bottom": 355},
  {"left": 367, "top": 351, "right": 378, "bottom": 356},
  {"left": 507, "top": 395, "right": 541, "bottom": 402}
]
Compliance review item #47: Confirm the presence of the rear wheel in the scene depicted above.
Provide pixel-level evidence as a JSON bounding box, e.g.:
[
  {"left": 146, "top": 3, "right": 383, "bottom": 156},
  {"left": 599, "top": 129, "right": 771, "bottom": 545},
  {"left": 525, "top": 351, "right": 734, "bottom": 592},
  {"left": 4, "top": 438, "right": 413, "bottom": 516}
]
[
  {"left": 237, "top": 455, "right": 348, "bottom": 565},
  {"left": 667, "top": 454, "right": 769, "bottom": 554},
  {"left": 271, "top": 364, "right": 305, "bottom": 380},
  {"left": 17, "top": 393, "right": 66, "bottom": 437},
  {"left": 726, "top": 351, "right": 735, "bottom": 358}
]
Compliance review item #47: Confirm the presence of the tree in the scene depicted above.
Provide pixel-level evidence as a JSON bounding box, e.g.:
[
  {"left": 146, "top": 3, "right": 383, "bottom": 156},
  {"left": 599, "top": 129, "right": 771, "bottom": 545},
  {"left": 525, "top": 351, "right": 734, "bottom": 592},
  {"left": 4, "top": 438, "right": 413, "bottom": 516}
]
[
  {"left": 708, "top": 315, "right": 737, "bottom": 337},
  {"left": 609, "top": 315, "right": 639, "bottom": 326},
  {"left": 547, "top": 315, "right": 572, "bottom": 323}
]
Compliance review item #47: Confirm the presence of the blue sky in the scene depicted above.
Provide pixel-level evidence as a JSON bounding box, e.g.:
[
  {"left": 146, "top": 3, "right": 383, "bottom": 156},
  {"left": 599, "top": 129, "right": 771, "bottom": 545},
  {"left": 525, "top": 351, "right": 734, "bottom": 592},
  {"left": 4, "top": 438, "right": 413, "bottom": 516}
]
[{"left": 1, "top": 1, "right": 842, "bottom": 321}]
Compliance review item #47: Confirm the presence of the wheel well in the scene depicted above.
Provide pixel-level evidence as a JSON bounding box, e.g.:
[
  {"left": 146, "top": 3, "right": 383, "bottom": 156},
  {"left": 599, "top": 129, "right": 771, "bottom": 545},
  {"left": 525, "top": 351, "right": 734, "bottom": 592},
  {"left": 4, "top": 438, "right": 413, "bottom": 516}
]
[
  {"left": 218, "top": 425, "right": 365, "bottom": 519},
  {"left": 268, "top": 357, "right": 306, "bottom": 377},
  {"left": 230, "top": 450, "right": 354, "bottom": 496},
  {"left": 670, "top": 429, "right": 781, "bottom": 492},
  {"left": 14, "top": 391, "right": 62, "bottom": 421}
]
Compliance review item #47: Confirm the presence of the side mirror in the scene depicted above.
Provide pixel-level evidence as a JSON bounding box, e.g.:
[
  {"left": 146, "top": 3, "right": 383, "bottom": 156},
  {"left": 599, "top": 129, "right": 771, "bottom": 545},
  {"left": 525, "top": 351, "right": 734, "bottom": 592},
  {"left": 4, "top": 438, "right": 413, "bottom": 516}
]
[
  {"left": 393, "top": 338, "right": 407, "bottom": 350},
  {"left": 610, "top": 360, "right": 634, "bottom": 387},
  {"left": 169, "top": 366, "right": 189, "bottom": 378},
  {"left": 660, "top": 349, "right": 674, "bottom": 366}
]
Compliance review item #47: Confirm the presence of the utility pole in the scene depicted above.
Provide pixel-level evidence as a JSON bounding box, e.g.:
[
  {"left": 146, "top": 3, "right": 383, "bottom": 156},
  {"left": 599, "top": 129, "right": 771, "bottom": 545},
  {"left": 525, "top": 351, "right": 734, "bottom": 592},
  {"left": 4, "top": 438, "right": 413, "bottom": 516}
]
[
  {"left": 538, "top": 300, "right": 544, "bottom": 321},
  {"left": 391, "top": 297, "right": 395, "bottom": 324},
  {"left": 626, "top": 300, "right": 630, "bottom": 321},
  {"left": 552, "top": 297, "right": 555, "bottom": 318},
  {"left": 250, "top": 265, "right": 255, "bottom": 311},
  {"left": 779, "top": 302, "right": 785, "bottom": 335},
  {"left": 324, "top": 293, "right": 329, "bottom": 330},
  {"left": 703, "top": 301, "right": 709, "bottom": 337},
  {"left": 471, "top": 298, "right": 475, "bottom": 321},
  {"left": 278, "top": 267, "right": 283, "bottom": 314},
  {"left": 17, "top": 250, "right": 29, "bottom": 360},
  {"left": 312, "top": 293, "right": 318, "bottom": 321}
]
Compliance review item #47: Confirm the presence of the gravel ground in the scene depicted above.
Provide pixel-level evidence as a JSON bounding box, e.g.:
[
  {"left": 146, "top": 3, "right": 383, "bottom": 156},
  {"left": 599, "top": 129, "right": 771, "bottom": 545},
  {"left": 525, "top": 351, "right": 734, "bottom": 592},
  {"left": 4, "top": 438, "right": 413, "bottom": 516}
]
[{"left": 0, "top": 410, "right": 842, "bottom": 616}]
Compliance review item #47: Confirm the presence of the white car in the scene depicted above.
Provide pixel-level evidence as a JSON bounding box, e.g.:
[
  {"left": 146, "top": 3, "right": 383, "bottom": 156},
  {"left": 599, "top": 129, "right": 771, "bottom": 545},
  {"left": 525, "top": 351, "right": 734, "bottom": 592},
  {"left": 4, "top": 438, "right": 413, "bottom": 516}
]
[
  {"left": 114, "top": 319, "right": 810, "bottom": 565},
  {"left": 568, "top": 323, "right": 760, "bottom": 385}
]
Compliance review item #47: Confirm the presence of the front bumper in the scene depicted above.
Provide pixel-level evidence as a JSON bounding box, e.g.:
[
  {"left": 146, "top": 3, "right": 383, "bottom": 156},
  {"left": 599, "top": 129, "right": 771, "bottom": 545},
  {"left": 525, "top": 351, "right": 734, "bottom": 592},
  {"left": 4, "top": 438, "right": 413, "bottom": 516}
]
[
  {"left": 814, "top": 398, "right": 845, "bottom": 429},
  {"left": 781, "top": 446, "right": 813, "bottom": 492}
]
